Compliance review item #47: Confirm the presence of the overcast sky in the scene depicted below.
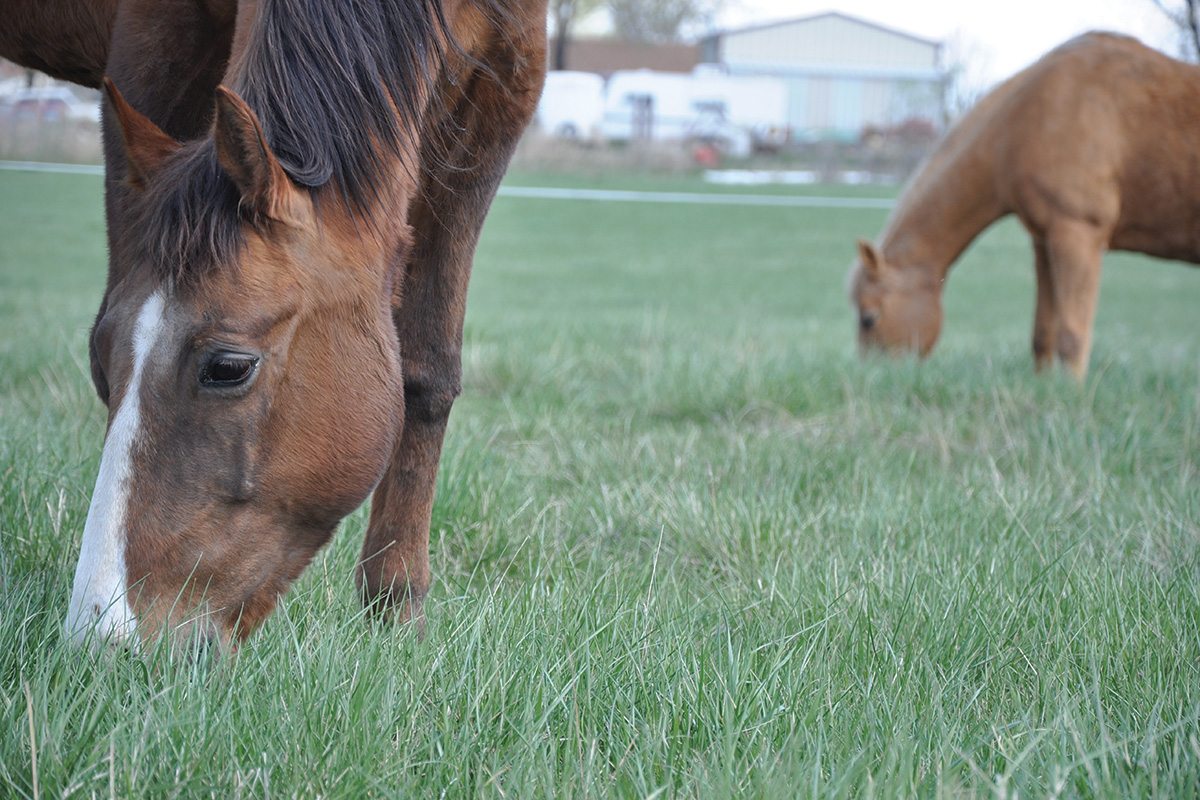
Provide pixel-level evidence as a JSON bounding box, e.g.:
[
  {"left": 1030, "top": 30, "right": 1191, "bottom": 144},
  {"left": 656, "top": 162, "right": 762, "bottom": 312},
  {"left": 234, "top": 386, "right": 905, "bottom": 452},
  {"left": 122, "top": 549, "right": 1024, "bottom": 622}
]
[{"left": 715, "top": 1, "right": 1180, "bottom": 86}]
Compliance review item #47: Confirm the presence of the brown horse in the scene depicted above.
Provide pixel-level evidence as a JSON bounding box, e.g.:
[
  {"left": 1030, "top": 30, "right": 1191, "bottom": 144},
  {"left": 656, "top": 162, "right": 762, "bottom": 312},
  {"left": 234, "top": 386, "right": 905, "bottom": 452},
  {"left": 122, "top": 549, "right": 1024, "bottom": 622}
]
[
  {"left": 849, "top": 33, "right": 1200, "bottom": 378},
  {"left": 2, "top": 0, "right": 547, "bottom": 651}
]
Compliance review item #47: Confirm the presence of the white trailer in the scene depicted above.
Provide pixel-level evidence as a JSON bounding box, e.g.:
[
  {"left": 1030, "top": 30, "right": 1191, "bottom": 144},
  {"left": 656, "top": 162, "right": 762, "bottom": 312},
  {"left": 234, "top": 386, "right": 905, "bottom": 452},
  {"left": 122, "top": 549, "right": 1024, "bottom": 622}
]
[
  {"left": 535, "top": 70, "right": 605, "bottom": 141},
  {"left": 601, "top": 67, "right": 789, "bottom": 154},
  {"left": 601, "top": 70, "right": 697, "bottom": 142}
]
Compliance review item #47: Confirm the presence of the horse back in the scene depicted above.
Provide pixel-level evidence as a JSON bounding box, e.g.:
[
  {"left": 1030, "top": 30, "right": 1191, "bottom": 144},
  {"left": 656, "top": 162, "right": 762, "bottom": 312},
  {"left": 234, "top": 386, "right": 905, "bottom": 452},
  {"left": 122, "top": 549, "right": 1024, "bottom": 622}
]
[{"left": 992, "top": 33, "right": 1200, "bottom": 262}]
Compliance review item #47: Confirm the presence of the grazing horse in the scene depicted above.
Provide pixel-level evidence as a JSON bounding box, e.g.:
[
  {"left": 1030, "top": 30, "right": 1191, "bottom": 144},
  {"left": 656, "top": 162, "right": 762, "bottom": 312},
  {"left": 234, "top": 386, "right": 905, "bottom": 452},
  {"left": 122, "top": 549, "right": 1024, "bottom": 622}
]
[
  {"left": 1, "top": 0, "right": 547, "bottom": 650},
  {"left": 849, "top": 33, "right": 1200, "bottom": 378}
]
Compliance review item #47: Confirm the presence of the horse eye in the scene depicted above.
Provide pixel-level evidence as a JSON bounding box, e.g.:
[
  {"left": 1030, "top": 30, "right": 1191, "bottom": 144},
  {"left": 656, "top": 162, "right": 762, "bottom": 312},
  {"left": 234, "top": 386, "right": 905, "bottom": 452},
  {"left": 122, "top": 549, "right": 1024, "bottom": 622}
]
[
  {"left": 860, "top": 312, "right": 879, "bottom": 331},
  {"left": 200, "top": 352, "right": 259, "bottom": 388}
]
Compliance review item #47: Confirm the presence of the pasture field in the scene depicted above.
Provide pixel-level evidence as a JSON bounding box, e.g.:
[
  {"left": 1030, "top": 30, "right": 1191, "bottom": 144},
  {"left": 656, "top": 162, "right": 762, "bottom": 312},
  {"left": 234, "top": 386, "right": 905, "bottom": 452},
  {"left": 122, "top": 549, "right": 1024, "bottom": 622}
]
[{"left": 2, "top": 167, "right": 1199, "bottom": 798}]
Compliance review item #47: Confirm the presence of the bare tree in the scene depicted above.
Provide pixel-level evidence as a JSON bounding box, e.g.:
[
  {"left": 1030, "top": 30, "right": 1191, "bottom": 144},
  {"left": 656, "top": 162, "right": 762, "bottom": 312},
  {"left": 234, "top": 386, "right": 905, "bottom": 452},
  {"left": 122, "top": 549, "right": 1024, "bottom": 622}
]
[
  {"left": 607, "top": 0, "right": 723, "bottom": 43},
  {"left": 1151, "top": 0, "right": 1200, "bottom": 60},
  {"left": 549, "top": 0, "right": 603, "bottom": 70},
  {"left": 941, "top": 31, "right": 995, "bottom": 123}
]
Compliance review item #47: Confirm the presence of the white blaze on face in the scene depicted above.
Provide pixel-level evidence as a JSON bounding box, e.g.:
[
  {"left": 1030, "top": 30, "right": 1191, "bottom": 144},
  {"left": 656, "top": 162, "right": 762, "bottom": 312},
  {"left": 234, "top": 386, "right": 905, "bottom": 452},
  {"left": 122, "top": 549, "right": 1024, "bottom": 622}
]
[{"left": 67, "top": 291, "right": 167, "bottom": 649}]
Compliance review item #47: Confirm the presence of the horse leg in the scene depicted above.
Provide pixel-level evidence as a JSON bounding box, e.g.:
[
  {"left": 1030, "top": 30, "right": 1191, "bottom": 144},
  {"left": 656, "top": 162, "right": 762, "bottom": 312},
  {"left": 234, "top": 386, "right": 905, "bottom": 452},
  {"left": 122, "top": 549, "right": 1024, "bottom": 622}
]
[
  {"left": 1044, "top": 221, "right": 1106, "bottom": 378},
  {"left": 357, "top": 31, "right": 547, "bottom": 629},
  {"left": 1031, "top": 238, "right": 1058, "bottom": 372}
]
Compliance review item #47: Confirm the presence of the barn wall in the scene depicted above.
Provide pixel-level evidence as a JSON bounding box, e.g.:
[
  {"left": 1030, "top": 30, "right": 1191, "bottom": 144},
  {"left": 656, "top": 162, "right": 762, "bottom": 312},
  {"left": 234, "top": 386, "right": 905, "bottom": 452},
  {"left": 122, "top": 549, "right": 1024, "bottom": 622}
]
[
  {"left": 711, "top": 13, "right": 946, "bottom": 141},
  {"left": 721, "top": 15, "right": 938, "bottom": 72}
]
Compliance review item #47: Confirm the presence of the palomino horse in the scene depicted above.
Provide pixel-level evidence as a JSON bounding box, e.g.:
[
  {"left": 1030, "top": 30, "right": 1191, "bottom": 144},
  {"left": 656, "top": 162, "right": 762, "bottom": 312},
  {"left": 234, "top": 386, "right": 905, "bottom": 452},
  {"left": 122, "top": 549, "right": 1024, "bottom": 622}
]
[
  {"left": 1, "top": 0, "right": 547, "bottom": 650},
  {"left": 849, "top": 33, "right": 1200, "bottom": 378}
]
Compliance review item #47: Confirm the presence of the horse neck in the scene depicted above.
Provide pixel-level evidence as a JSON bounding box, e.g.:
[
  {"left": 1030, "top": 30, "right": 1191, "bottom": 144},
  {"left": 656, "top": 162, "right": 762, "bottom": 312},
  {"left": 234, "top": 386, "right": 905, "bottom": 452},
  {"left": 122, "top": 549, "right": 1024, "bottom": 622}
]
[
  {"left": 878, "top": 132, "right": 1007, "bottom": 286},
  {"left": 0, "top": 0, "right": 119, "bottom": 87}
]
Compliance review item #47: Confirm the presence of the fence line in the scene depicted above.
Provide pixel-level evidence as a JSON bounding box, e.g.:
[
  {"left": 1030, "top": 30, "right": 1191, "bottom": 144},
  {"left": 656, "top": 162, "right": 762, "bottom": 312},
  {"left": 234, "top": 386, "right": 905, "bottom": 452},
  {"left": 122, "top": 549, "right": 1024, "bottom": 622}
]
[
  {"left": 496, "top": 185, "right": 895, "bottom": 209},
  {"left": 0, "top": 161, "right": 896, "bottom": 209},
  {"left": 0, "top": 160, "right": 105, "bottom": 175}
]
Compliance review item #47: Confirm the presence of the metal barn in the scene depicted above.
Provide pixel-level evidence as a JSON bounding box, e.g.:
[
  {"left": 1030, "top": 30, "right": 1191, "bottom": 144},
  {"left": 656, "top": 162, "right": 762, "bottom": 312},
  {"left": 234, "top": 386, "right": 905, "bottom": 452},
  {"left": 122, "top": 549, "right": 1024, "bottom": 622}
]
[{"left": 700, "top": 12, "right": 946, "bottom": 142}]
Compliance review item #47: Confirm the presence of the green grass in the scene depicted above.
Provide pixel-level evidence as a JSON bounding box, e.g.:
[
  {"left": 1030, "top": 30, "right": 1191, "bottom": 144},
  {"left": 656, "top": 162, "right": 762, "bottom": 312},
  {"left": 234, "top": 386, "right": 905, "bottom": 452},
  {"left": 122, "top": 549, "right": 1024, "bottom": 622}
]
[{"left": 2, "top": 167, "right": 1199, "bottom": 798}]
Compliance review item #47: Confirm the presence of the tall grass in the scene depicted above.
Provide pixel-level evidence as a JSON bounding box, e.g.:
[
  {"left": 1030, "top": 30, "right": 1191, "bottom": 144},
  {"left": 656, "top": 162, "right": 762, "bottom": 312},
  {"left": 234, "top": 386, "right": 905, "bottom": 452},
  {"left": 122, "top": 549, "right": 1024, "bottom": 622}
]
[{"left": 1, "top": 168, "right": 1198, "bottom": 797}]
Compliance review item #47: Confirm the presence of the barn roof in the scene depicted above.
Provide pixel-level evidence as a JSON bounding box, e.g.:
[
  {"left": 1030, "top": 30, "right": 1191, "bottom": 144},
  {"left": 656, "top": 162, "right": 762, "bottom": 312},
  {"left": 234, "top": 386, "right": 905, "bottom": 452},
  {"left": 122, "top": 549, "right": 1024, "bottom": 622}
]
[{"left": 707, "top": 11, "right": 939, "bottom": 49}]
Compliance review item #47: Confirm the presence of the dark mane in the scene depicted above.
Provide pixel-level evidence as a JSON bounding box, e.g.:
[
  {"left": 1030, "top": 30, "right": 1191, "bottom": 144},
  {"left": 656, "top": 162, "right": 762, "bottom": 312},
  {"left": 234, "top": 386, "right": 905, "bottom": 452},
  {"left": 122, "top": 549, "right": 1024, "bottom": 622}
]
[
  {"left": 137, "top": 0, "right": 452, "bottom": 280},
  {"left": 237, "top": 0, "right": 447, "bottom": 197}
]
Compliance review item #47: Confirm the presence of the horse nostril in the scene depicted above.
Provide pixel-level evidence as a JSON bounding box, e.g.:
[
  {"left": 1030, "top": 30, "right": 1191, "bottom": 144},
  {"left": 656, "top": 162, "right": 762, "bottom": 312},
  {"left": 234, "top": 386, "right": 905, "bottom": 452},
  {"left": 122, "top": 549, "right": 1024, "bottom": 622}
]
[
  {"left": 860, "top": 313, "right": 878, "bottom": 331},
  {"left": 181, "top": 624, "right": 225, "bottom": 666},
  {"left": 198, "top": 635, "right": 217, "bottom": 659}
]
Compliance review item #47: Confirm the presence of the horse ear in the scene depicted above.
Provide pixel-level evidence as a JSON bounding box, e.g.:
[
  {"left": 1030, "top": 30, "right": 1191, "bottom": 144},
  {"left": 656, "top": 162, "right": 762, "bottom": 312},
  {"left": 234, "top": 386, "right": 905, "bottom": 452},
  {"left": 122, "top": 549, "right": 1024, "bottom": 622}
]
[
  {"left": 212, "top": 86, "right": 302, "bottom": 224},
  {"left": 856, "top": 239, "right": 885, "bottom": 280},
  {"left": 102, "top": 78, "right": 181, "bottom": 190}
]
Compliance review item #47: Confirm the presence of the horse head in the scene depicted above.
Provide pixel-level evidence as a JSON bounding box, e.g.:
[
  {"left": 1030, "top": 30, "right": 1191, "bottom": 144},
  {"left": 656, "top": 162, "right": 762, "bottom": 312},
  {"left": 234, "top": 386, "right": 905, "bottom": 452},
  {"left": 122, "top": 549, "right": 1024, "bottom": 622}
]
[
  {"left": 848, "top": 239, "right": 942, "bottom": 359},
  {"left": 67, "top": 81, "right": 408, "bottom": 652}
]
